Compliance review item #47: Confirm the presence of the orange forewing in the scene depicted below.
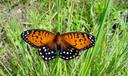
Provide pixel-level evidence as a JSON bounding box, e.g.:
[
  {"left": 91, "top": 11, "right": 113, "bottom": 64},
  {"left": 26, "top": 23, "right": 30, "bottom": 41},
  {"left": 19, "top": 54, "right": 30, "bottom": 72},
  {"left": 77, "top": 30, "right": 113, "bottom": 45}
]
[
  {"left": 61, "top": 32, "right": 94, "bottom": 50},
  {"left": 21, "top": 30, "right": 55, "bottom": 48}
]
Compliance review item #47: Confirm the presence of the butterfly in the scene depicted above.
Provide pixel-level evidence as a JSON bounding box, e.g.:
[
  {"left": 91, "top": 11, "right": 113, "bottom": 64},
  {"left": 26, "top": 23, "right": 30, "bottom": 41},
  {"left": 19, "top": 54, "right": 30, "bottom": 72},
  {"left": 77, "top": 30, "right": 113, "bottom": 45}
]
[{"left": 21, "top": 29, "right": 95, "bottom": 61}]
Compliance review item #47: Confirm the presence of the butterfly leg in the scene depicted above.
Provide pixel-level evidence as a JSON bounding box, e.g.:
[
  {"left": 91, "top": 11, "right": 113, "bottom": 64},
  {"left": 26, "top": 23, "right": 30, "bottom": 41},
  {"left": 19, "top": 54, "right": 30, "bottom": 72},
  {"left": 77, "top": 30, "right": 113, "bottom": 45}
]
[{"left": 38, "top": 46, "right": 57, "bottom": 61}]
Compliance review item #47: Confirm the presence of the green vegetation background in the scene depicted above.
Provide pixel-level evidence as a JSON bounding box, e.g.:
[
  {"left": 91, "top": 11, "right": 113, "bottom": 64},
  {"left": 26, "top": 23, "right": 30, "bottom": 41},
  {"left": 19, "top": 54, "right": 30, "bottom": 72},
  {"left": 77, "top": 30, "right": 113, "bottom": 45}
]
[{"left": 0, "top": 0, "right": 128, "bottom": 76}]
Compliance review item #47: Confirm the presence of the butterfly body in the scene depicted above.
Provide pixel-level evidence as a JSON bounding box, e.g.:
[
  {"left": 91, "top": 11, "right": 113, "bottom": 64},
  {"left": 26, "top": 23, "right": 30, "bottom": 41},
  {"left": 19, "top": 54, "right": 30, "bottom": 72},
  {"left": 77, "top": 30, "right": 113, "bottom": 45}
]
[
  {"left": 21, "top": 29, "right": 95, "bottom": 61},
  {"left": 52, "top": 32, "right": 62, "bottom": 45}
]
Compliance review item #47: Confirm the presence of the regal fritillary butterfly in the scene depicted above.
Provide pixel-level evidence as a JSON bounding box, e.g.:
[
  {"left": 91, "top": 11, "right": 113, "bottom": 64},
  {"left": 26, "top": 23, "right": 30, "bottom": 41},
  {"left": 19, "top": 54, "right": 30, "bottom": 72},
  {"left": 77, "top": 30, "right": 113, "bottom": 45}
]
[{"left": 21, "top": 29, "right": 95, "bottom": 61}]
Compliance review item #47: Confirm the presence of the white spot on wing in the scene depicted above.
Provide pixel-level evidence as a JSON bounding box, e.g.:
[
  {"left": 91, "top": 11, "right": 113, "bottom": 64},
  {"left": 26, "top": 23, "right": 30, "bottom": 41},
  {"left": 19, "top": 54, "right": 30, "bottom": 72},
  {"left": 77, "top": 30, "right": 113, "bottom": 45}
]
[
  {"left": 24, "top": 34, "right": 27, "bottom": 37},
  {"left": 62, "top": 56, "right": 65, "bottom": 58},
  {"left": 45, "top": 57, "right": 47, "bottom": 60},
  {"left": 89, "top": 35, "right": 92, "bottom": 39},
  {"left": 40, "top": 52, "right": 42, "bottom": 55},
  {"left": 71, "top": 48, "right": 74, "bottom": 50},
  {"left": 75, "top": 53, "right": 77, "bottom": 55},
  {"left": 26, "top": 31, "right": 29, "bottom": 34},
  {"left": 51, "top": 51, "right": 54, "bottom": 54},
  {"left": 66, "top": 52, "right": 69, "bottom": 54},
  {"left": 66, "top": 57, "right": 69, "bottom": 59},
  {"left": 44, "top": 49, "right": 47, "bottom": 52},
  {"left": 60, "top": 52, "right": 62, "bottom": 54},
  {"left": 91, "top": 39, "right": 94, "bottom": 42},
  {"left": 48, "top": 57, "right": 51, "bottom": 60},
  {"left": 70, "top": 50, "right": 73, "bottom": 52},
  {"left": 39, "top": 48, "right": 41, "bottom": 51},
  {"left": 45, "top": 53, "right": 48, "bottom": 55},
  {"left": 48, "top": 52, "right": 51, "bottom": 55},
  {"left": 43, "top": 47, "right": 45, "bottom": 49},
  {"left": 42, "top": 55, "right": 44, "bottom": 58},
  {"left": 52, "top": 56, "right": 54, "bottom": 58},
  {"left": 63, "top": 51, "right": 65, "bottom": 54}
]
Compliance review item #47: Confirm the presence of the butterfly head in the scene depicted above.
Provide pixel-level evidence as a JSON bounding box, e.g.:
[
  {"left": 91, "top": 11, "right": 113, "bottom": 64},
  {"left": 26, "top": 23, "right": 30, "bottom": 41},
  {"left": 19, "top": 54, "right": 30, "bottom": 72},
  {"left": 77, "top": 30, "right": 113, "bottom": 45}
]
[{"left": 56, "top": 32, "right": 60, "bottom": 35}]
